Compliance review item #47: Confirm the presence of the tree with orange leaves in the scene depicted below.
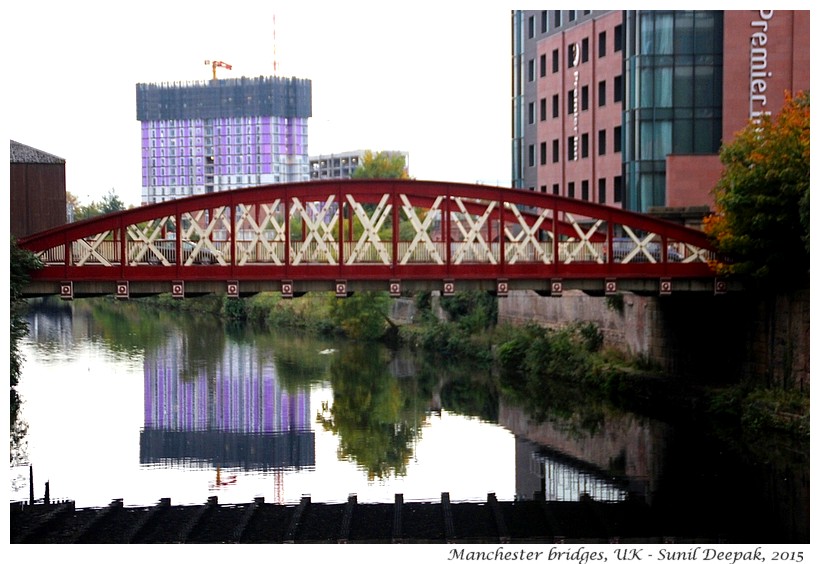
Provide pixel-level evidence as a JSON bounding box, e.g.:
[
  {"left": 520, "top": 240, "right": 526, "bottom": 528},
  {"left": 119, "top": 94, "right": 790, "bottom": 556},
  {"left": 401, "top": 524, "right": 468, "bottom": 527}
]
[{"left": 704, "top": 91, "right": 809, "bottom": 288}]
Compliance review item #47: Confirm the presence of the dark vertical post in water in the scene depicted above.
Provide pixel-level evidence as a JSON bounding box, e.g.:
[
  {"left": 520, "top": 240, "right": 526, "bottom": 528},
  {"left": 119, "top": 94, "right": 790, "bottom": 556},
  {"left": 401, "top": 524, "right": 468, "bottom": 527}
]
[
  {"left": 45, "top": 480, "right": 50, "bottom": 505},
  {"left": 29, "top": 465, "right": 34, "bottom": 505}
]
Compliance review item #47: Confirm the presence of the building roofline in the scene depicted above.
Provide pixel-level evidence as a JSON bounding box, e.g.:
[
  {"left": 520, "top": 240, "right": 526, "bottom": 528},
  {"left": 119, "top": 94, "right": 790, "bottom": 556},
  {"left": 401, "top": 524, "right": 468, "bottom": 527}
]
[{"left": 10, "top": 140, "right": 66, "bottom": 164}]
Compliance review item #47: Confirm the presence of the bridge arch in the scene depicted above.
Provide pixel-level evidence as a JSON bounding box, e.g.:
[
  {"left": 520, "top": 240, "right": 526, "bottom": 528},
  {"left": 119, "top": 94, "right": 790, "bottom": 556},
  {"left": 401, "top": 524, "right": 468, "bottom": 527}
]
[{"left": 18, "top": 179, "right": 724, "bottom": 298}]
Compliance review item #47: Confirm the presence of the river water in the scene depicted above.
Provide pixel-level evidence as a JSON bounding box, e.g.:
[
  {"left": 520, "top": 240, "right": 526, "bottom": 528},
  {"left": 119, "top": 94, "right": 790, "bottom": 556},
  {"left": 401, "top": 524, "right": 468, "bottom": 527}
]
[{"left": 10, "top": 298, "right": 809, "bottom": 542}]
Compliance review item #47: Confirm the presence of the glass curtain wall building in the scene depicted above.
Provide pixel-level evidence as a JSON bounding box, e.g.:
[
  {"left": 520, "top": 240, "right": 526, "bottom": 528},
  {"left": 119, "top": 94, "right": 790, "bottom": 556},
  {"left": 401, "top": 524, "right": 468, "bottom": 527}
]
[
  {"left": 511, "top": 10, "right": 807, "bottom": 215},
  {"left": 622, "top": 11, "right": 723, "bottom": 212},
  {"left": 136, "top": 76, "right": 312, "bottom": 206}
]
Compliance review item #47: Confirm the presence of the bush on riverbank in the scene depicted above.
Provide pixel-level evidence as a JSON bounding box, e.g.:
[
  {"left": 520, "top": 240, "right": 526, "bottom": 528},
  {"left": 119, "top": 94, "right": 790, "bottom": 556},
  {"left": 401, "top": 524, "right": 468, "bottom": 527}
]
[{"left": 708, "top": 386, "right": 810, "bottom": 437}]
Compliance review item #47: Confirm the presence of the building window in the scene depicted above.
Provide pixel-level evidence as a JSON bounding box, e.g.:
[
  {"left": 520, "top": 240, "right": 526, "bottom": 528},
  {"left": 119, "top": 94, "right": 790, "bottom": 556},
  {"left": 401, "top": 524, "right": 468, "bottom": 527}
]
[
  {"left": 527, "top": 59, "right": 534, "bottom": 82},
  {"left": 581, "top": 180, "right": 589, "bottom": 201},
  {"left": 568, "top": 181, "right": 575, "bottom": 198},
  {"left": 598, "top": 80, "right": 606, "bottom": 106},
  {"left": 614, "top": 24, "right": 623, "bottom": 52},
  {"left": 552, "top": 183, "right": 560, "bottom": 195},
  {"left": 528, "top": 15, "right": 534, "bottom": 38},
  {"left": 553, "top": 10, "right": 562, "bottom": 28},
  {"left": 567, "top": 136, "right": 576, "bottom": 160},
  {"left": 614, "top": 175, "right": 623, "bottom": 202},
  {"left": 581, "top": 85, "right": 589, "bottom": 111},
  {"left": 552, "top": 94, "right": 559, "bottom": 118},
  {"left": 540, "top": 54, "right": 547, "bottom": 77},
  {"left": 598, "top": 178, "right": 607, "bottom": 203},
  {"left": 540, "top": 98, "right": 547, "bottom": 121},
  {"left": 581, "top": 37, "right": 589, "bottom": 63},
  {"left": 541, "top": 10, "right": 548, "bottom": 33},
  {"left": 567, "top": 90, "right": 575, "bottom": 115},
  {"left": 581, "top": 133, "right": 589, "bottom": 158},
  {"left": 614, "top": 75, "right": 623, "bottom": 103},
  {"left": 552, "top": 49, "right": 559, "bottom": 73},
  {"left": 528, "top": 102, "right": 534, "bottom": 124},
  {"left": 614, "top": 126, "right": 622, "bottom": 153},
  {"left": 528, "top": 144, "right": 535, "bottom": 167},
  {"left": 552, "top": 139, "right": 559, "bottom": 163},
  {"left": 569, "top": 10, "right": 576, "bottom": 22},
  {"left": 598, "top": 129, "right": 607, "bottom": 155},
  {"left": 540, "top": 142, "right": 547, "bottom": 165}
]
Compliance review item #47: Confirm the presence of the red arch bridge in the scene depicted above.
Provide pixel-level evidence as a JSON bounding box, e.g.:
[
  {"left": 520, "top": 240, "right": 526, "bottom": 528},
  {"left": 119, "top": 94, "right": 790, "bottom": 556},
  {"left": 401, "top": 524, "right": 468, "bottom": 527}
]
[{"left": 18, "top": 179, "right": 731, "bottom": 300}]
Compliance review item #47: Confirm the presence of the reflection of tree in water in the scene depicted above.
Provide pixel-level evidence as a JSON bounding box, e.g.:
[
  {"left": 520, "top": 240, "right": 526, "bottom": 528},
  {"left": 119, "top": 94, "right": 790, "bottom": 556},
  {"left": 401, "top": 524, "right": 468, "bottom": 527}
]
[{"left": 317, "top": 344, "right": 425, "bottom": 480}]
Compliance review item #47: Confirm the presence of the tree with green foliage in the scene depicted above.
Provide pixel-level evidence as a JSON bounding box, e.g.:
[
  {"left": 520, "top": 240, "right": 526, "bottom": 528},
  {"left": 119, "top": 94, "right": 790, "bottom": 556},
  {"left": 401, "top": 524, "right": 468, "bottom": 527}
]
[
  {"left": 329, "top": 291, "right": 392, "bottom": 340},
  {"left": 69, "top": 188, "right": 126, "bottom": 221},
  {"left": 352, "top": 150, "right": 409, "bottom": 179},
  {"left": 704, "top": 91, "right": 809, "bottom": 288},
  {"left": 100, "top": 188, "right": 126, "bottom": 215},
  {"left": 10, "top": 238, "right": 43, "bottom": 433}
]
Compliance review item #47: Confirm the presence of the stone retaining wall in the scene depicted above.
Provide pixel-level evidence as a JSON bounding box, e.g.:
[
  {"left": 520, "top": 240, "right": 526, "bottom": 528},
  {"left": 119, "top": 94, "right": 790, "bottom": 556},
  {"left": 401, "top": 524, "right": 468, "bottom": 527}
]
[{"left": 498, "top": 289, "right": 809, "bottom": 390}]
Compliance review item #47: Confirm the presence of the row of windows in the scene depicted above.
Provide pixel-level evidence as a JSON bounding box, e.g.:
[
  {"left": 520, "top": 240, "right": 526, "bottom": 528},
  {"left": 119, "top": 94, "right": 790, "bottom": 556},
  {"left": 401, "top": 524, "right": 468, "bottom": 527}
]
[
  {"left": 532, "top": 175, "right": 623, "bottom": 205},
  {"left": 148, "top": 123, "right": 305, "bottom": 138},
  {"left": 527, "top": 77, "right": 622, "bottom": 124},
  {"left": 527, "top": 24, "right": 623, "bottom": 82},
  {"left": 528, "top": 126, "right": 622, "bottom": 166},
  {"left": 527, "top": 10, "right": 593, "bottom": 38},
  {"left": 149, "top": 154, "right": 269, "bottom": 167}
]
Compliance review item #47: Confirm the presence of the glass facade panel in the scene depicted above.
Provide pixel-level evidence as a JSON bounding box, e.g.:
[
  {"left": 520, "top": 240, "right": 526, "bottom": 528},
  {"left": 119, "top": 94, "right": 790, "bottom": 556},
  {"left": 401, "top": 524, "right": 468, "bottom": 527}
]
[
  {"left": 654, "top": 66, "right": 672, "bottom": 107},
  {"left": 673, "top": 65, "right": 694, "bottom": 107},
  {"left": 623, "top": 10, "right": 723, "bottom": 211}
]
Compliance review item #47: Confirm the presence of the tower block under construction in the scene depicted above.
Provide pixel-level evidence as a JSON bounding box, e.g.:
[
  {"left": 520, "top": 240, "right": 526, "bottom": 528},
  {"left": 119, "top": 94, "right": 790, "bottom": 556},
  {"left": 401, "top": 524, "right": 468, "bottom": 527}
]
[{"left": 136, "top": 75, "right": 312, "bottom": 205}]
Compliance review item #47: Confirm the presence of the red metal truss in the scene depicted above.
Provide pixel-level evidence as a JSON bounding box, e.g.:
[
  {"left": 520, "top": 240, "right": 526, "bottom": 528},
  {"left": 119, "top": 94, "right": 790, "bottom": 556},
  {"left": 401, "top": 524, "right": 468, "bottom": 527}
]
[{"left": 18, "top": 179, "right": 720, "bottom": 297}]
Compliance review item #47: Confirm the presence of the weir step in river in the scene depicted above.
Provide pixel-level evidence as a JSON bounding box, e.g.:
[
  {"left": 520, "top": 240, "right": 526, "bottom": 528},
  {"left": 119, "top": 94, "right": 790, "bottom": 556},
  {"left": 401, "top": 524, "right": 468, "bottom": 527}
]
[{"left": 11, "top": 492, "right": 726, "bottom": 544}]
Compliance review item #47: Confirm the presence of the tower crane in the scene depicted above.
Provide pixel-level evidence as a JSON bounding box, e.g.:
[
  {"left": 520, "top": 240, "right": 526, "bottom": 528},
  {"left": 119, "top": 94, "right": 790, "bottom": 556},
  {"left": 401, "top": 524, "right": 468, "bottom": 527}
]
[{"left": 204, "top": 60, "right": 232, "bottom": 80}]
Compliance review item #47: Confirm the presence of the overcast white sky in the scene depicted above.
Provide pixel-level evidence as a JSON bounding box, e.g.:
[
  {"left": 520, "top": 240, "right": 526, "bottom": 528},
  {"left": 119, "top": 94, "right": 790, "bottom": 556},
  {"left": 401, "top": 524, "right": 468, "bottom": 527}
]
[{"left": 5, "top": 1, "right": 514, "bottom": 208}]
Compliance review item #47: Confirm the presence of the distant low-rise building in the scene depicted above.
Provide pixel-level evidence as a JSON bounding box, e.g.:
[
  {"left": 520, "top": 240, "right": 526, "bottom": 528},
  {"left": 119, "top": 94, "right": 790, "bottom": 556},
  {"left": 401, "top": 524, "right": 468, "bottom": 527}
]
[
  {"left": 10, "top": 140, "right": 67, "bottom": 238},
  {"left": 309, "top": 150, "right": 410, "bottom": 180}
]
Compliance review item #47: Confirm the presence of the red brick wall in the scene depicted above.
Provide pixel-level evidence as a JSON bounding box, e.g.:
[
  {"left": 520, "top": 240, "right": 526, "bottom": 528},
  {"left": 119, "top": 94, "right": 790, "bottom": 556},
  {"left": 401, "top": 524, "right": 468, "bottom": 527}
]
[{"left": 723, "top": 10, "right": 811, "bottom": 143}]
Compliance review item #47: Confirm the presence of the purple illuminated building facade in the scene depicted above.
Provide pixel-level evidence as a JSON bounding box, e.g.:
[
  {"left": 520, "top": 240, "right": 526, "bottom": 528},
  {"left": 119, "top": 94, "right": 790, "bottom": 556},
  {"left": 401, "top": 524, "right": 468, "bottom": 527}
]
[{"left": 136, "top": 76, "right": 312, "bottom": 206}]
